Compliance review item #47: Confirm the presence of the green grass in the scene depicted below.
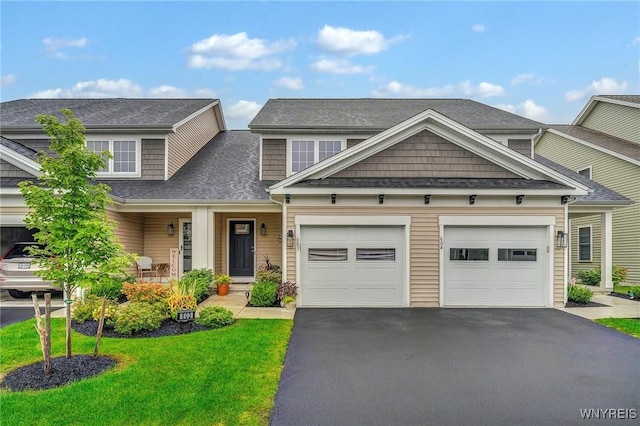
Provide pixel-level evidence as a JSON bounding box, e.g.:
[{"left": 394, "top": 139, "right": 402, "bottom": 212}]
[
  {"left": 0, "top": 318, "right": 292, "bottom": 425},
  {"left": 595, "top": 318, "right": 640, "bottom": 339},
  {"left": 613, "top": 283, "right": 637, "bottom": 295}
]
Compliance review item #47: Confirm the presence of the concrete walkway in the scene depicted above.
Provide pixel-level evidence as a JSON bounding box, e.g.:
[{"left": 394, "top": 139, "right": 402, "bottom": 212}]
[
  {"left": 199, "top": 293, "right": 295, "bottom": 319},
  {"left": 558, "top": 293, "right": 640, "bottom": 320}
]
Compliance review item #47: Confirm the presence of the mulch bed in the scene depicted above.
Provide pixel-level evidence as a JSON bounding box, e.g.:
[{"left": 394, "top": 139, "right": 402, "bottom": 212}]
[
  {"left": 72, "top": 319, "right": 210, "bottom": 338},
  {"left": 565, "top": 300, "right": 609, "bottom": 308},
  {"left": 609, "top": 292, "right": 640, "bottom": 303},
  {"left": 246, "top": 300, "right": 283, "bottom": 308},
  {"left": 0, "top": 355, "right": 116, "bottom": 392}
]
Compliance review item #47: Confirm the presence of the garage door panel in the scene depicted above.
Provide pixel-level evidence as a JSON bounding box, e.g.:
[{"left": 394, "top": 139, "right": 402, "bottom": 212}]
[
  {"left": 301, "top": 225, "right": 404, "bottom": 307},
  {"left": 444, "top": 226, "right": 547, "bottom": 307}
]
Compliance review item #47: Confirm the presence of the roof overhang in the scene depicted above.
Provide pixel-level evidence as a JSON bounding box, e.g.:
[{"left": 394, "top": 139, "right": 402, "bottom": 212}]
[
  {"left": 0, "top": 144, "right": 41, "bottom": 176},
  {"left": 269, "top": 109, "right": 588, "bottom": 196}
]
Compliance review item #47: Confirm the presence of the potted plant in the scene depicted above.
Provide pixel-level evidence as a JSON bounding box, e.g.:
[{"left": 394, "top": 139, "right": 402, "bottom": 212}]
[{"left": 214, "top": 273, "right": 232, "bottom": 296}]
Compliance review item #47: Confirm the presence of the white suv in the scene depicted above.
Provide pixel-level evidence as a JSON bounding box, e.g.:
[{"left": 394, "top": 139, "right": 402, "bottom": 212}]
[{"left": 0, "top": 242, "right": 60, "bottom": 298}]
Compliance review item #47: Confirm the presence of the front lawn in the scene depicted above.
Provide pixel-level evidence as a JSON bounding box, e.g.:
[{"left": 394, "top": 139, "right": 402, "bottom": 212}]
[
  {"left": 595, "top": 318, "right": 640, "bottom": 339},
  {"left": 0, "top": 318, "right": 292, "bottom": 425}
]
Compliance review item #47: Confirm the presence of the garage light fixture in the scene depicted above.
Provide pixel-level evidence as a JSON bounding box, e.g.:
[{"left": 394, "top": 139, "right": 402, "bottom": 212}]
[
  {"left": 285, "top": 194, "right": 291, "bottom": 204},
  {"left": 516, "top": 195, "right": 525, "bottom": 205},
  {"left": 469, "top": 195, "right": 477, "bottom": 205},
  {"left": 286, "top": 230, "right": 295, "bottom": 248},
  {"left": 424, "top": 194, "right": 431, "bottom": 204},
  {"left": 331, "top": 194, "right": 337, "bottom": 204},
  {"left": 556, "top": 231, "right": 567, "bottom": 248},
  {"left": 378, "top": 194, "right": 385, "bottom": 204}
]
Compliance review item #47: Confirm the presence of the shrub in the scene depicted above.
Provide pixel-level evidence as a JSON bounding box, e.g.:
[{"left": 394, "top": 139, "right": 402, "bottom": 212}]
[
  {"left": 181, "top": 268, "right": 213, "bottom": 302},
  {"left": 568, "top": 284, "right": 594, "bottom": 304},
  {"left": 277, "top": 281, "right": 297, "bottom": 300},
  {"left": 628, "top": 286, "right": 640, "bottom": 299},
  {"left": 257, "top": 255, "right": 281, "bottom": 273},
  {"left": 256, "top": 269, "right": 282, "bottom": 285},
  {"left": 612, "top": 265, "right": 629, "bottom": 285},
  {"left": 114, "top": 301, "right": 169, "bottom": 335},
  {"left": 250, "top": 281, "right": 277, "bottom": 307},
  {"left": 122, "top": 282, "right": 171, "bottom": 303},
  {"left": 576, "top": 268, "right": 600, "bottom": 286},
  {"left": 92, "top": 301, "right": 119, "bottom": 326},
  {"left": 72, "top": 294, "right": 101, "bottom": 323},
  {"left": 167, "top": 294, "right": 198, "bottom": 320},
  {"left": 88, "top": 274, "right": 131, "bottom": 300},
  {"left": 195, "top": 306, "right": 235, "bottom": 329}
]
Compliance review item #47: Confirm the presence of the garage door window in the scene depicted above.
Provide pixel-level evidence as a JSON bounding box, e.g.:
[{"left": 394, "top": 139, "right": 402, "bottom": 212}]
[
  {"left": 449, "top": 248, "right": 489, "bottom": 261},
  {"left": 308, "top": 248, "right": 348, "bottom": 261},
  {"left": 498, "top": 249, "right": 537, "bottom": 261},
  {"left": 356, "top": 248, "right": 396, "bottom": 261}
]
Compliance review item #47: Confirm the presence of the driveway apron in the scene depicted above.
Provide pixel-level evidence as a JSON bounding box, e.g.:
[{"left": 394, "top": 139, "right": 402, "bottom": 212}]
[{"left": 271, "top": 308, "right": 640, "bottom": 426}]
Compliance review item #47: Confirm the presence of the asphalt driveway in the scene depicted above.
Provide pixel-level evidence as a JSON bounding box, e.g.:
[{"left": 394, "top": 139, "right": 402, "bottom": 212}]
[{"left": 271, "top": 309, "right": 639, "bottom": 426}]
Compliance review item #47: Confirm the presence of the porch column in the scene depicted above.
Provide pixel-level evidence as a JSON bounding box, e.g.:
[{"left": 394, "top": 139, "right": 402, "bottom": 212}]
[
  {"left": 600, "top": 211, "right": 613, "bottom": 289},
  {"left": 191, "top": 207, "right": 209, "bottom": 270}
]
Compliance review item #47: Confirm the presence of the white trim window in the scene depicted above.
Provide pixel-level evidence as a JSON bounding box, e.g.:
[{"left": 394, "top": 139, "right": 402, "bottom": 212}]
[
  {"left": 87, "top": 139, "right": 140, "bottom": 177},
  {"left": 578, "top": 226, "right": 592, "bottom": 262},
  {"left": 288, "top": 138, "right": 345, "bottom": 175}
]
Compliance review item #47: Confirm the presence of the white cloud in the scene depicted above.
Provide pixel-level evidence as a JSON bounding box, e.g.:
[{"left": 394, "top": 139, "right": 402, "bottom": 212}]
[
  {"left": 275, "top": 76, "right": 304, "bottom": 90},
  {"left": 632, "top": 36, "right": 640, "bottom": 45},
  {"left": 372, "top": 80, "right": 504, "bottom": 98},
  {"left": 186, "top": 32, "right": 295, "bottom": 71},
  {"left": 1, "top": 74, "right": 17, "bottom": 87},
  {"left": 42, "top": 37, "right": 88, "bottom": 59},
  {"left": 494, "top": 99, "right": 549, "bottom": 122},
  {"left": 511, "top": 73, "right": 534, "bottom": 86},
  {"left": 564, "top": 77, "right": 628, "bottom": 102},
  {"left": 311, "top": 58, "right": 371, "bottom": 75},
  {"left": 472, "top": 24, "right": 486, "bottom": 33},
  {"left": 317, "top": 25, "right": 404, "bottom": 57},
  {"left": 30, "top": 78, "right": 215, "bottom": 99},
  {"left": 225, "top": 100, "right": 262, "bottom": 121}
]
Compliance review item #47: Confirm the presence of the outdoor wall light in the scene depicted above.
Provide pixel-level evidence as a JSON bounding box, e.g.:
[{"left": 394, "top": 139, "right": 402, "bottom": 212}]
[
  {"left": 469, "top": 195, "right": 477, "bottom": 205},
  {"left": 286, "top": 230, "right": 295, "bottom": 248},
  {"left": 285, "top": 194, "right": 291, "bottom": 204},
  {"left": 424, "top": 194, "right": 431, "bottom": 205},
  {"left": 260, "top": 222, "right": 267, "bottom": 236},
  {"left": 560, "top": 195, "right": 570, "bottom": 205},
  {"left": 556, "top": 230, "right": 568, "bottom": 248},
  {"left": 516, "top": 195, "right": 525, "bottom": 205},
  {"left": 167, "top": 223, "right": 175, "bottom": 236},
  {"left": 378, "top": 194, "right": 385, "bottom": 204},
  {"left": 331, "top": 194, "right": 337, "bottom": 204}
]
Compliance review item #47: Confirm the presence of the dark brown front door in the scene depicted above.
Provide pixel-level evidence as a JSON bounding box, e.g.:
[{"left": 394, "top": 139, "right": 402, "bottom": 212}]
[{"left": 229, "top": 221, "right": 254, "bottom": 276}]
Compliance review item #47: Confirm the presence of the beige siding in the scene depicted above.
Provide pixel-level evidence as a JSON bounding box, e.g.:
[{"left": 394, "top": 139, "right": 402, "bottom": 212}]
[
  {"left": 334, "top": 130, "right": 520, "bottom": 178},
  {"left": 537, "top": 133, "right": 640, "bottom": 283},
  {"left": 570, "top": 216, "right": 601, "bottom": 280},
  {"left": 215, "top": 213, "right": 283, "bottom": 275},
  {"left": 167, "top": 107, "right": 220, "bottom": 178},
  {"left": 141, "top": 213, "right": 184, "bottom": 264},
  {"left": 285, "top": 206, "right": 565, "bottom": 307},
  {"left": 0, "top": 160, "right": 32, "bottom": 178},
  {"left": 141, "top": 139, "right": 165, "bottom": 180},
  {"left": 108, "top": 210, "right": 143, "bottom": 274},
  {"left": 262, "top": 139, "right": 286, "bottom": 180},
  {"left": 582, "top": 102, "right": 640, "bottom": 144}
]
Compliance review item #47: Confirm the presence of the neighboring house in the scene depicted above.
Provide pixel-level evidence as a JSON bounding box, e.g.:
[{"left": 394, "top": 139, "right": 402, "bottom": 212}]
[
  {"left": 535, "top": 95, "right": 639, "bottom": 286},
  {"left": 0, "top": 97, "right": 628, "bottom": 308}
]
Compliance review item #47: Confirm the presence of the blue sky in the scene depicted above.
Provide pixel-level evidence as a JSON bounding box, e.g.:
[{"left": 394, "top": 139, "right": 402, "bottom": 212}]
[{"left": 1, "top": 1, "right": 638, "bottom": 129}]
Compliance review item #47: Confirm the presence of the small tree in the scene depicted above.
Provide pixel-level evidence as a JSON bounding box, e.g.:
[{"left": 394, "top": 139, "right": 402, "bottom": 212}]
[{"left": 19, "top": 109, "right": 134, "bottom": 358}]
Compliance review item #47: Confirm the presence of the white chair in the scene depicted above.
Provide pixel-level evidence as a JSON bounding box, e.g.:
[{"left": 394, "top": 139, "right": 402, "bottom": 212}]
[{"left": 136, "top": 256, "right": 154, "bottom": 280}]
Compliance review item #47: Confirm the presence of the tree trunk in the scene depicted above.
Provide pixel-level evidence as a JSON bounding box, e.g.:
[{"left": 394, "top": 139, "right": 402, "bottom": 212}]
[
  {"left": 32, "top": 293, "right": 52, "bottom": 374},
  {"left": 93, "top": 298, "right": 107, "bottom": 359},
  {"left": 65, "top": 294, "right": 72, "bottom": 359}
]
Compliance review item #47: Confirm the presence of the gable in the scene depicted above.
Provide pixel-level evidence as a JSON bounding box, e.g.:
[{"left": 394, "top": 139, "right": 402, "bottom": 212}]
[
  {"left": 333, "top": 130, "right": 520, "bottom": 179},
  {"left": 1, "top": 159, "right": 34, "bottom": 178},
  {"left": 580, "top": 102, "right": 640, "bottom": 144}
]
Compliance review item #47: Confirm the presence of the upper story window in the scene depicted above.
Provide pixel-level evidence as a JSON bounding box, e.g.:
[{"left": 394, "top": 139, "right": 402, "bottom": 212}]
[
  {"left": 578, "top": 167, "right": 592, "bottom": 180},
  {"left": 288, "top": 138, "right": 346, "bottom": 175},
  {"left": 87, "top": 139, "right": 140, "bottom": 177}
]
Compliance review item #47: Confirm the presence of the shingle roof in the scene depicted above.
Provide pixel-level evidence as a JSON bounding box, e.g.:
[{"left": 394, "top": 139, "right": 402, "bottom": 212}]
[
  {"left": 0, "top": 98, "right": 218, "bottom": 131},
  {"left": 102, "top": 130, "right": 272, "bottom": 201},
  {"left": 249, "top": 98, "right": 546, "bottom": 131},
  {"left": 1, "top": 137, "right": 37, "bottom": 160},
  {"left": 598, "top": 95, "right": 640, "bottom": 105},
  {"left": 550, "top": 125, "right": 640, "bottom": 162},
  {"left": 293, "top": 177, "right": 570, "bottom": 190},
  {"left": 535, "top": 155, "right": 632, "bottom": 205}
]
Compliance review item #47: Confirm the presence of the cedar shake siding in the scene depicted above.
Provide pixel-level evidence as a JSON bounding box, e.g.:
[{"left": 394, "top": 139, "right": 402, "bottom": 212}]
[
  {"left": 0, "top": 160, "right": 32, "bottom": 178},
  {"left": 508, "top": 139, "right": 532, "bottom": 158},
  {"left": 140, "top": 139, "right": 165, "bottom": 180},
  {"left": 347, "top": 139, "right": 366, "bottom": 148},
  {"left": 167, "top": 107, "right": 220, "bottom": 178},
  {"left": 334, "top": 130, "right": 520, "bottom": 179},
  {"left": 262, "top": 139, "right": 286, "bottom": 181},
  {"left": 284, "top": 205, "right": 566, "bottom": 307},
  {"left": 9, "top": 139, "right": 51, "bottom": 156}
]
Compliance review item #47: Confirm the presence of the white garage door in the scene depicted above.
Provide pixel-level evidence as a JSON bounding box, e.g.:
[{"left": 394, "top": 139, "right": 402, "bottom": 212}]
[
  {"left": 444, "top": 226, "right": 547, "bottom": 307},
  {"left": 300, "top": 226, "right": 405, "bottom": 307}
]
